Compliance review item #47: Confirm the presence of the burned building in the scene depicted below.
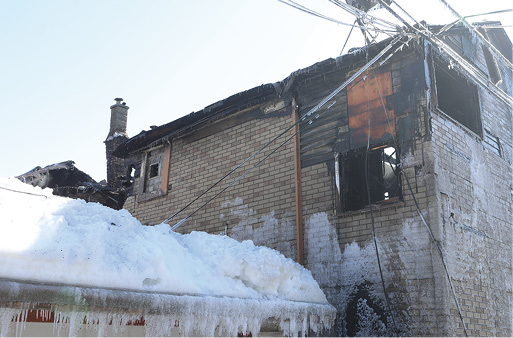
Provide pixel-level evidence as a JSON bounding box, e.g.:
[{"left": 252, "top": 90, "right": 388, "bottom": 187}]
[{"left": 110, "top": 22, "right": 512, "bottom": 336}]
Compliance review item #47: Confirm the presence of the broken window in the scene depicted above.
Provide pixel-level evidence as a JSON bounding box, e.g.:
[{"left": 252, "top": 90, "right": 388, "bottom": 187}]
[
  {"left": 434, "top": 58, "right": 482, "bottom": 136},
  {"left": 136, "top": 142, "right": 171, "bottom": 201},
  {"left": 338, "top": 144, "right": 401, "bottom": 212},
  {"left": 144, "top": 148, "right": 163, "bottom": 193},
  {"left": 149, "top": 163, "right": 160, "bottom": 178}
]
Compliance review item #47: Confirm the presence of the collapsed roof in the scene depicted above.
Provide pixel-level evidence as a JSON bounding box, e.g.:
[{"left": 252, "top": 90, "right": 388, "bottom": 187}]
[{"left": 16, "top": 161, "right": 126, "bottom": 210}]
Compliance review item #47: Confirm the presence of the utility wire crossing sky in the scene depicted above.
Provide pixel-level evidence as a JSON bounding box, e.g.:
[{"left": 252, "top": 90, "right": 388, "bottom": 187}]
[{"left": 1, "top": 0, "right": 511, "bottom": 181}]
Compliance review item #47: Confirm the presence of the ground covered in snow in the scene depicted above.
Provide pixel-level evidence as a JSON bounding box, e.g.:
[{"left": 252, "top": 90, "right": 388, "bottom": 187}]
[{"left": 0, "top": 177, "right": 334, "bottom": 336}]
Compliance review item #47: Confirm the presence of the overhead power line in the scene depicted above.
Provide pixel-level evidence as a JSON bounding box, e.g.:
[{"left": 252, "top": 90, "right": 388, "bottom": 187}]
[
  {"left": 164, "top": 34, "right": 405, "bottom": 231},
  {"left": 376, "top": 0, "right": 513, "bottom": 108},
  {"left": 329, "top": 0, "right": 400, "bottom": 30},
  {"left": 340, "top": 19, "right": 358, "bottom": 55},
  {"left": 278, "top": 0, "right": 399, "bottom": 36},
  {"left": 434, "top": 0, "right": 513, "bottom": 72}
]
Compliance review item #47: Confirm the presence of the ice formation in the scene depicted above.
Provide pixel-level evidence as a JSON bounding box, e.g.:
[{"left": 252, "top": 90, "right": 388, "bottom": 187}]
[{"left": 0, "top": 177, "right": 335, "bottom": 336}]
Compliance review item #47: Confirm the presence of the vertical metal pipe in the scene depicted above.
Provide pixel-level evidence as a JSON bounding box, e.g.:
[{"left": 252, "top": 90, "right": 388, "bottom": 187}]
[
  {"left": 292, "top": 98, "right": 304, "bottom": 265},
  {"left": 334, "top": 152, "right": 341, "bottom": 195}
]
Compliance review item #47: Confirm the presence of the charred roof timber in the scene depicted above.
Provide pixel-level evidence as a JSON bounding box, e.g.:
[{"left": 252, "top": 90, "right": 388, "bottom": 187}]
[
  {"left": 112, "top": 83, "right": 282, "bottom": 158},
  {"left": 16, "top": 161, "right": 127, "bottom": 210}
]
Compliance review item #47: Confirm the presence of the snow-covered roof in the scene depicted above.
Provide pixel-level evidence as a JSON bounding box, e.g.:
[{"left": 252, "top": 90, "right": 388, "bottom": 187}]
[{"left": 0, "top": 177, "right": 335, "bottom": 336}]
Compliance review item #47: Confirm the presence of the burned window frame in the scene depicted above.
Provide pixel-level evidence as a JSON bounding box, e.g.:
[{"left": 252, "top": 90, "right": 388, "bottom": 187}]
[
  {"left": 336, "top": 142, "right": 402, "bottom": 213},
  {"left": 137, "top": 142, "right": 171, "bottom": 202},
  {"left": 433, "top": 56, "right": 483, "bottom": 137}
]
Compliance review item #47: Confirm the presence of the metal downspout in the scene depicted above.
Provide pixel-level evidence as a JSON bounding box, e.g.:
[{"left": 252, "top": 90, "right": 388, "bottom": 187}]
[{"left": 292, "top": 98, "right": 304, "bottom": 265}]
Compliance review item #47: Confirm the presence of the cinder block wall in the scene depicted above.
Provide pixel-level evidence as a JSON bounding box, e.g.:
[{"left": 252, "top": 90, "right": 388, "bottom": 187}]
[{"left": 428, "top": 87, "right": 512, "bottom": 335}]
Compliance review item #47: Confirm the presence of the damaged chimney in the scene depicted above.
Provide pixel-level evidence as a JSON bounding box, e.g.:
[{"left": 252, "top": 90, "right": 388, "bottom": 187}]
[{"left": 105, "top": 98, "right": 129, "bottom": 188}]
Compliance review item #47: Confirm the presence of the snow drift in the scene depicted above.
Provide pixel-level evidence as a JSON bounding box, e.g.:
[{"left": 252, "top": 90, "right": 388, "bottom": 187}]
[{"left": 0, "top": 177, "right": 335, "bottom": 336}]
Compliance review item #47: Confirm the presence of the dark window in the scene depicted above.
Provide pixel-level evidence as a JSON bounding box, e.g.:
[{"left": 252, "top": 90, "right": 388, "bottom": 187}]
[
  {"left": 340, "top": 145, "right": 401, "bottom": 212},
  {"left": 434, "top": 59, "right": 482, "bottom": 136},
  {"left": 149, "top": 163, "right": 159, "bottom": 178}
]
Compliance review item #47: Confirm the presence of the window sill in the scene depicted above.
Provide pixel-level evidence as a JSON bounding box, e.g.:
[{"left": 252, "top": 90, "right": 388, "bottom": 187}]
[
  {"left": 432, "top": 108, "right": 483, "bottom": 139},
  {"left": 337, "top": 197, "right": 404, "bottom": 218},
  {"left": 137, "top": 190, "right": 166, "bottom": 203}
]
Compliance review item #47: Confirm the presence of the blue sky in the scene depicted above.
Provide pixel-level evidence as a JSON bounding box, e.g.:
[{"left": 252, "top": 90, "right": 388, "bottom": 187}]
[{"left": 1, "top": 0, "right": 511, "bottom": 181}]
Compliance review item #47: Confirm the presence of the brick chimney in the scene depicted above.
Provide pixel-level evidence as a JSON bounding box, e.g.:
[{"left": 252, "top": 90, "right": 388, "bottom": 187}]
[{"left": 105, "top": 98, "right": 129, "bottom": 188}]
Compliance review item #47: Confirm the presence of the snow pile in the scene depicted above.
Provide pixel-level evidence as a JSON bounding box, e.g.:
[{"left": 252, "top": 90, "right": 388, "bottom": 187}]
[{"left": 0, "top": 177, "right": 334, "bottom": 336}]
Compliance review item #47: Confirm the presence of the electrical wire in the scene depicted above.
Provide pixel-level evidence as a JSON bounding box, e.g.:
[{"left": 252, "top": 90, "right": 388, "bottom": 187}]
[
  {"left": 375, "top": 0, "right": 513, "bottom": 108},
  {"left": 401, "top": 169, "right": 469, "bottom": 337},
  {"left": 164, "top": 35, "right": 404, "bottom": 230},
  {"left": 435, "top": 0, "right": 513, "bottom": 73},
  {"left": 332, "top": 1, "right": 399, "bottom": 42},
  {"left": 366, "top": 29, "right": 469, "bottom": 337},
  {"left": 329, "top": 0, "right": 400, "bottom": 31},
  {"left": 278, "top": 0, "right": 399, "bottom": 35},
  {"left": 429, "top": 33, "right": 513, "bottom": 107},
  {"left": 358, "top": 12, "right": 468, "bottom": 332},
  {"left": 171, "top": 110, "right": 320, "bottom": 231},
  {"left": 437, "top": 9, "right": 513, "bottom": 35},
  {"left": 340, "top": 18, "right": 357, "bottom": 55},
  {"left": 278, "top": 0, "right": 377, "bottom": 31},
  {"left": 360, "top": 40, "right": 398, "bottom": 334},
  {"left": 364, "top": 130, "right": 398, "bottom": 335},
  {"left": 463, "top": 8, "right": 513, "bottom": 19},
  {"left": 389, "top": 0, "right": 423, "bottom": 27},
  {"left": 241, "top": 1, "right": 503, "bottom": 335},
  {"left": 0, "top": 185, "right": 48, "bottom": 198},
  {"left": 162, "top": 110, "right": 303, "bottom": 225}
]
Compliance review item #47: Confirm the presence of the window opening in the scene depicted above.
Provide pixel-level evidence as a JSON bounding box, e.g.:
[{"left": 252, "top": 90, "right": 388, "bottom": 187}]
[
  {"left": 149, "top": 163, "right": 159, "bottom": 178},
  {"left": 434, "top": 58, "right": 482, "bottom": 136},
  {"left": 341, "top": 144, "right": 401, "bottom": 212}
]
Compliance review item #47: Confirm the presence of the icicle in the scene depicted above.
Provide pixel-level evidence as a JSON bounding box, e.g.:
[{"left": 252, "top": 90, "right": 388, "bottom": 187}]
[
  {"left": 0, "top": 308, "right": 16, "bottom": 337},
  {"left": 0, "top": 287, "right": 334, "bottom": 337},
  {"left": 14, "top": 305, "right": 29, "bottom": 338}
]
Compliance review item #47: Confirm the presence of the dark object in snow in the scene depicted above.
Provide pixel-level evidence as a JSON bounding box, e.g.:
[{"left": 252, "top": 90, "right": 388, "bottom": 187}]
[{"left": 16, "top": 161, "right": 127, "bottom": 210}]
